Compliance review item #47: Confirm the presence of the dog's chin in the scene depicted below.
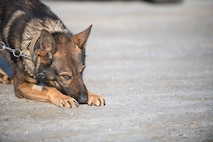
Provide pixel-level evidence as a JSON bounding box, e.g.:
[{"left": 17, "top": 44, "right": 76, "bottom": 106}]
[
  {"left": 59, "top": 91, "right": 78, "bottom": 101},
  {"left": 65, "top": 93, "right": 88, "bottom": 104}
]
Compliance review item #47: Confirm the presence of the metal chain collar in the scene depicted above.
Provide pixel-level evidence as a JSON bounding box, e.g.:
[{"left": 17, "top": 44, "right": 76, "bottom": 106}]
[{"left": 0, "top": 41, "right": 32, "bottom": 60}]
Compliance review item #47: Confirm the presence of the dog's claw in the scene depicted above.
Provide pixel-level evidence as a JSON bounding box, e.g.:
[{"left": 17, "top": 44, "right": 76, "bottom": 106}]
[
  {"left": 87, "top": 93, "right": 105, "bottom": 106},
  {"left": 57, "top": 97, "right": 78, "bottom": 108},
  {"left": 49, "top": 90, "right": 79, "bottom": 108},
  {"left": 59, "top": 99, "right": 78, "bottom": 108}
]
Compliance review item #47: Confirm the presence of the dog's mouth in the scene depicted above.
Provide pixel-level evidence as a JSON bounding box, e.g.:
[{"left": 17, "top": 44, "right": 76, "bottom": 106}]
[
  {"left": 54, "top": 82, "right": 88, "bottom": 104},
  {"left": 61, "top": 90, "right": 88, "bottom": 104}
]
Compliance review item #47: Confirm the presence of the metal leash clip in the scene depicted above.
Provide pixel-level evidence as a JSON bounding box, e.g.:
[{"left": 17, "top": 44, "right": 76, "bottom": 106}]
[
  {"left": 0, "top": 41, "right": 32, "bottom": 60},
  {"left": 0, "top": 41, "right": 6, "bottom": 51}
]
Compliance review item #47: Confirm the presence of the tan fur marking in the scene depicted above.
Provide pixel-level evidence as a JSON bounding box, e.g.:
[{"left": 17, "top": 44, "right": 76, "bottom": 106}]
[
  {"left": 32, "top": 84, "right": 43, "bottom": 91},
  {"left": 3, "top": 10, "right": 25, "bottom": 44},
  {"left": 0, "top": 69, "right": 12, "bottom": 84},
  {"left": 22, "top": 18, "right": 69, "bottom": 51}
]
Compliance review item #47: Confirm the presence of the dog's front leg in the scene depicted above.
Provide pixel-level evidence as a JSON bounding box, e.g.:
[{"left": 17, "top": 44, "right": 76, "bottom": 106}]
[
  {"left": 15, "top": 83, "right": 79, "bottom": 108},
  {"left": 87, "top": 91, "right": 105, "bottom": 106},
  {"left": 0, "top": 69, "right": 13, "bottom": 84}
]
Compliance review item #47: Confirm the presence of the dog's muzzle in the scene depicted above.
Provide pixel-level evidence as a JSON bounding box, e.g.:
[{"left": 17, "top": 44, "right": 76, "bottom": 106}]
[{"left": 77, "top": 92, "right": 88, "bottom": 104}]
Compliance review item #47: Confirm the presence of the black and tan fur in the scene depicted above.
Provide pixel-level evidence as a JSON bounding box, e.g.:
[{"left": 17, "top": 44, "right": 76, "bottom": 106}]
[{"left": 0, "top": 0, "right": 105, "bottom": 108}]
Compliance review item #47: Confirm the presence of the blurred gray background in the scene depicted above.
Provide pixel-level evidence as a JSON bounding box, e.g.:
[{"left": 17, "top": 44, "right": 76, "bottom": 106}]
[{"left": 0, "top": 0, "right": 213, "bottom": 141}]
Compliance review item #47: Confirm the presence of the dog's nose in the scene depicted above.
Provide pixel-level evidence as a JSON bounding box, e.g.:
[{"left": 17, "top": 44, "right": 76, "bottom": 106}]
[{"left": 77, "top": 92, "right": 88, "bottom": 104}]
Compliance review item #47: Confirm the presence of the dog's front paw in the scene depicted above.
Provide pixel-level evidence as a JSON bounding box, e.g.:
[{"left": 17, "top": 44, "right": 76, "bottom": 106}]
[
  {"left": 87, "top": 92, "right": 105, "bottom": 106},
  {"left": 47, "top": 88, "right": 79, "bottom": 108},
  {"left": 0, "top": 69, "right": 13, "bottom": 84},
  {"left": 56, "top": 96, "right": 79, "bottom": 108}
]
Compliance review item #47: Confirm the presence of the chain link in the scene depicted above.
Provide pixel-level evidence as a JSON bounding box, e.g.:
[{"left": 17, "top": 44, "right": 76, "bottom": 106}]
[{"left": 0, "top": 41, "right": 32, "bottom": 60}]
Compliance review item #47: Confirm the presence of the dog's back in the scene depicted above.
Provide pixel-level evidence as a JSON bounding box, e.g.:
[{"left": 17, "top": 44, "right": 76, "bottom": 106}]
[
  {"left": 0, "top": 0, "right": 69, "bottom": 76},
  {"left": 0, "top": 0, "right": 67, "bottom": 82},
  {"left": 1, "top": 0, "right": 66, "bottom": 50}
]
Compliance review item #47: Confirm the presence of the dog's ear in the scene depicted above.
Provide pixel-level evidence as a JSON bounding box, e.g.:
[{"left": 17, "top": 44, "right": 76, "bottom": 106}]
[
  {"left": 39, "top": 29, "right": 57, "bottom": 58},
  {"left": 72, "top": 25, "right": 92, "bottom": 49},
  {"left": 38, "top": 29, "right": 57, "bottom": 65}
]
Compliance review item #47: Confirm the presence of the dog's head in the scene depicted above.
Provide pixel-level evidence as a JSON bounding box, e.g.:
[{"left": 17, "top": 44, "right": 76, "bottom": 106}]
[{"left": 35, "top": 26, "right": 92, "bottom": 104}]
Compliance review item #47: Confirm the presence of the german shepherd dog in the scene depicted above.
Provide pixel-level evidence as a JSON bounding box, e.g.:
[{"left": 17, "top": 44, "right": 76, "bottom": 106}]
[{"left": 0, "top": 0, "right": 105, "bottom": 108}]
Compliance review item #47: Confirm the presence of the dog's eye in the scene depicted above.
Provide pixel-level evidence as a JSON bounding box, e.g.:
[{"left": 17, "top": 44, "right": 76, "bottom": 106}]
[{"left": 61, "top": 74, "right": 72, "bottom": 80}]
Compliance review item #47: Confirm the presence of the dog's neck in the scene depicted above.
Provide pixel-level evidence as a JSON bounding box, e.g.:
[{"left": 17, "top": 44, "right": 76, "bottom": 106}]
[
  {"left": 28, "top": 33, "right": 40, "bottom": 62},
  {"left": 22, "top": 33, "right": 41, "bottom": 77},
  {"left": 21, "top": 19, "right": 69, "bottom": 77}
]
